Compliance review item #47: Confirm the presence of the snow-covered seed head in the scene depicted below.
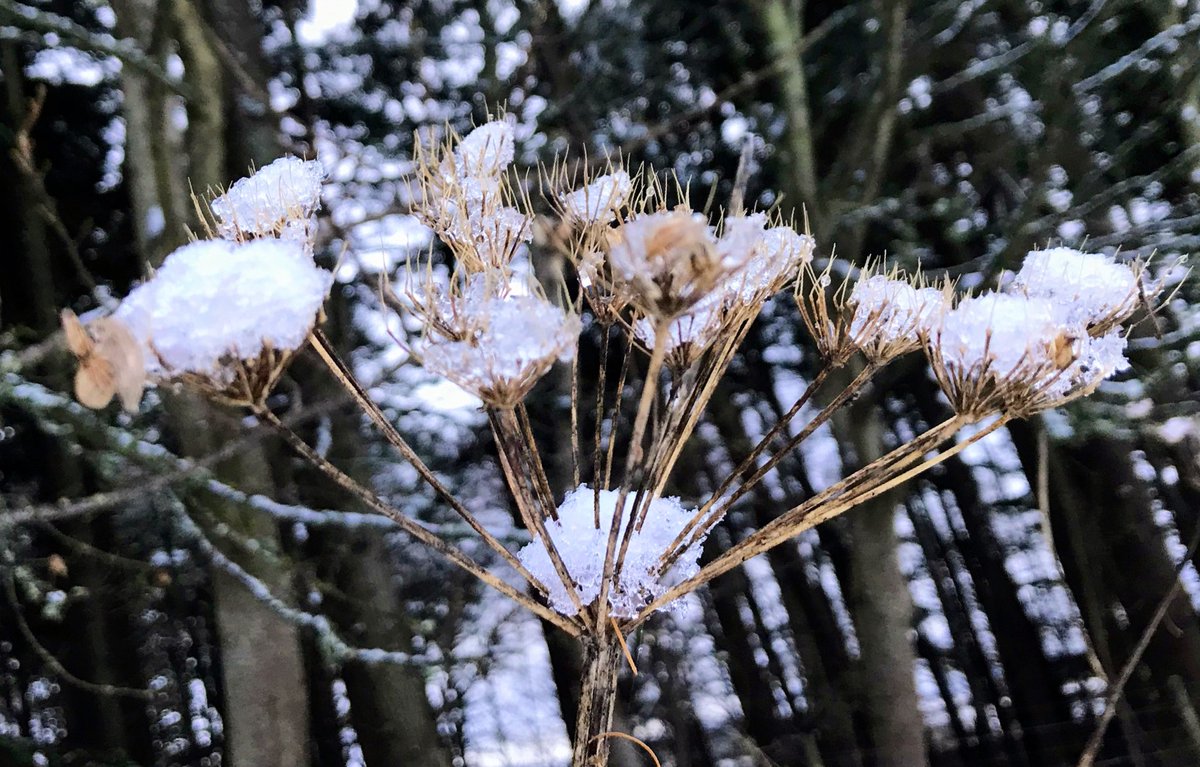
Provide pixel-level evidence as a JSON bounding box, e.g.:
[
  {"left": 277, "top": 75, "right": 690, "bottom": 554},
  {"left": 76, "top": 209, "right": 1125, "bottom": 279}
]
[
  {"left": 413, "top": 120, "right": 532, "bottom": 274},
  {"left": 605, "top": 208, "right": 758, "bottom": 319},
  {"left": 848, "top": 269, "right": 949, "bottom": 362},
  {"left": 560, "top": 169, "right": 633, "bottom": 227},
  {"left": 924, "top": 290, "right": 1130, "bottom": 418},
  {"left": 515, "top": 485, "right": 706, "bottom": 618},
  {"left": 416, "top": 275, "right": 580, "bottom": 408},
  {"left": 209, "top": 157, "right": 325, "bottom": 245},
  {"left": 114, "top": 238, "right": 332, "bottom": 407}
]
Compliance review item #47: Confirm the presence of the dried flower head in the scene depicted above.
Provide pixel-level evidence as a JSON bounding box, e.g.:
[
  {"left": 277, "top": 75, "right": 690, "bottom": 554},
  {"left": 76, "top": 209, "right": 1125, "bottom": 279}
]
[
  {"left": 209, "top": 156, "right": 325, "bottom": 244},
  {"left": 925, "top": 289, "right": 1130, "bottom": 419},
  {"left": 795, "top": 260, "right": 860, "bottom": 366},
  {"left": 848, "top": 271, "right": 949, "bottom": 362},
  {"left": 61, "top": 309, "right": 146, "bottom": 412},
  {"left": 115, "top": 239, "right": 331, "bottom": 406},
  {"left": 416, "top": 275, "right": 580, "bottom": 407},
  {"left": 413, "top": 119, "right": 533, "bottom": 274}
]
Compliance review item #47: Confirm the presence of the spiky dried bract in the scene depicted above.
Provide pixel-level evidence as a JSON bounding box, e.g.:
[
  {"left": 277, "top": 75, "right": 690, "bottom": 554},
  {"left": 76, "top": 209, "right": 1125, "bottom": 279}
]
[
  {"left": 516, "top": 485, "right": 706, "bottom": 618},
  {"left": 417, "top": 275, "right": 581, "bottom": 407},
  {"left": 210, "top": 157, "right": 325, "bottom": 244},
  {"left": 795, "top": 261, "right": 860, "bottom": 366},
  {"left": 413, "top": 120, "right": 533, "bottom": 274},
  {"left": 115, "top": 239, "right": 331, "bottom": 405}
]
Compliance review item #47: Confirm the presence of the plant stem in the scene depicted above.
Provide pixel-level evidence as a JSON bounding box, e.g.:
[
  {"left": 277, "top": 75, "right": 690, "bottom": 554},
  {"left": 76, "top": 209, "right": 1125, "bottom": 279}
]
[{"left": 571, "top": 626, "right": 624, "bottom": 767}]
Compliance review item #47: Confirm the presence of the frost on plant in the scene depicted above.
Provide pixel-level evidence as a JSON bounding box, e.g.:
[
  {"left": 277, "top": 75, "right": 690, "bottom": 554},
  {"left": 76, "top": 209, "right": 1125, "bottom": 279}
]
[
  {"left": 420, "top": 279, "right": 580, "bottom": 407},
  {"left": 116, "top": 239, "right": 331, "bottom": 386},
  {"left": 56, "top": 118, "right": 1162, "bottom": 766},
  {"left": 1013, "top": 247, "right": 1142, "bottom": 328},
  {"left": 210, "top": 156, "right": 326, "bottom": 241},
  {"left": 516, "top": 486, "right": 705, "bottom": 618}
]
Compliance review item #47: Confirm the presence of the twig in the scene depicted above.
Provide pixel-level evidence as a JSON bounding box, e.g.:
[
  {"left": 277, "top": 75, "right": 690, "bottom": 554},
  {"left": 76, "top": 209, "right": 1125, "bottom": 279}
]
[
  {"left": 307, "top": 331, "right": 544, "bottom": 590},
  {"left": 1, "top": 563, "right": 153, "bottom": 700},
  {"left": 1075, "top": 501, "right": 1200, "bottom": 766},
  {"left": 0, "top": 0, "right": 189, "bottom": 98},
  {"left": 255, "top": 407, "right": 581, "bottom": 637}
]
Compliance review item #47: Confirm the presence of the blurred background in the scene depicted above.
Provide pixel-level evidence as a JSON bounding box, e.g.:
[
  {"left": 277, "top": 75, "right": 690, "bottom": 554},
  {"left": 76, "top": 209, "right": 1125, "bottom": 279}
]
[{"left": 1, "top": 0, "right": 1199, "bottom": 765}]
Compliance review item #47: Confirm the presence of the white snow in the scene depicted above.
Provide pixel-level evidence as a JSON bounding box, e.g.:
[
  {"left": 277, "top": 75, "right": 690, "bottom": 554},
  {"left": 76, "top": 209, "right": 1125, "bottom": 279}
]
[
  {"left": 849, "top": 276, "right": 945, "bottom": 349},
  {"left": 116, "top": 239, "right": 331, "bottom": 381},
  {"left": 934, "top": 293, "right": 1061, "bottom": 380},
  {"left": 562, "top": 171, "right": 632, "bottom": 224},
  {"left": 516, "top": 485, "right": 705, "bottom": 618},
  {"left": 421, "top": 290, "right": 579, "bottom": 401},
  {"left": 454, "top": 121, "right": 515, "bottom": 178},
  {"left": 1013, "top": 248, "right": 1141, "bottom": 326},
  {"left": 211, "top": 157, "right": 326, "bottom": 240}
]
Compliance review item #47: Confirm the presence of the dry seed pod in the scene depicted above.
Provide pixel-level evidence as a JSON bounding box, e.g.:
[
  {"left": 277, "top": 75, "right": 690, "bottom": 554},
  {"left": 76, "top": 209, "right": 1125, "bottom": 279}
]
[{"left": 61, "top": 309, "right": 146, "bottom": 413}]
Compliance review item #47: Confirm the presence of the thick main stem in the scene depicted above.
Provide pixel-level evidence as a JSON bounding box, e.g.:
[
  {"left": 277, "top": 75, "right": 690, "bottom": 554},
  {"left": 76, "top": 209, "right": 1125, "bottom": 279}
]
[{"left": 571, "top": 628, "right": 624, "bottom": 767}]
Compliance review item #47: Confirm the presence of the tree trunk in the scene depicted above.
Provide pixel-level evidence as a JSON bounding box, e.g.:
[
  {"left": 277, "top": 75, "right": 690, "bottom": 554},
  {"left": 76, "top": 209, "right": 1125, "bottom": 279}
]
[{"left": 835, "top": 375, "right": 927, "bottom": 767}]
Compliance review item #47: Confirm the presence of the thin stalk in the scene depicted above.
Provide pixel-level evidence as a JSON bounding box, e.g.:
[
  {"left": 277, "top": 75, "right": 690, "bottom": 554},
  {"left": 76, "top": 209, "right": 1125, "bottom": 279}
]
[
  {"left": 489, "top": 409, "right": 587, "bottom": 616},
  {"left": 255, "top": 407, "right": 580, "bottom": 636},
  {"left": 307, "top": 331, "right": 543, "bottom": 592},
  {"left": 570, "top": 335, "right": 581, "bottom": 490},
  {"left": 596, "top": 323, "right": 669, "bottom": 632},
  {"left": 661, "top": 361, "right": 874, "bottom": 568},
  {"left": 603, "top": 330, "right": 635, "bottom": 490},
  {"left": 592, "top": 323, "right": 612, "bottom": 526},
  {"left": 643, "top": 315, "right": 757, "bottom": 512},
  {"left": 517, "top": 402, "right": 558, "bottom": 517},
  {"left": 634, "top": 415, "right": 968, "bottom": 624}
]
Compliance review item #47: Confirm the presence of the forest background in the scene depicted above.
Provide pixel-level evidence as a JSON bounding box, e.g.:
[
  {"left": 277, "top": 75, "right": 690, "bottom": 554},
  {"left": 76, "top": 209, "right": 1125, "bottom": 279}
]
[{"left": 1, "top": 1, "right": 1199, "bottom": 766}]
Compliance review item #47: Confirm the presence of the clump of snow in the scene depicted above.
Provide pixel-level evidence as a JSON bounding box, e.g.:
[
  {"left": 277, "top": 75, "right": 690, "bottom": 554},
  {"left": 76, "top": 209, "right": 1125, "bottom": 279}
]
[
  {"left": 516, "top": 486, "right": 705, "bottom": 618},
  {"left": 563, "top": 171, "right": 632, "bottom": 225},
  {"left": 1013, "top": 248, "right": 1140, "bottom": 326},
  {"left": 934, "top": 293, "right": 1061, "bottom": 380},
  {"left": 633, "top": 295, "right": 723, "bottom": 355},
  {"left": 421, "top": 289, "right": 579, "bottom": 404},
  {"left": 849, "top": 276, "right": 945, "bottom": 351},
  {"left": 211, "top": 157, "right": 325, "bottom": 240},
  {"left": 116, "top": 239, "right": 330, "bottom": 381},
  {"left": 454, "top": 121, "right": 515, "bottom": 178}
]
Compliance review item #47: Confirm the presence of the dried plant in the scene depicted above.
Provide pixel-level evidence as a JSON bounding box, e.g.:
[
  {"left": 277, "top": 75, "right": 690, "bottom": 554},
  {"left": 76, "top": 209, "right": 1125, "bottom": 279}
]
[{"left": 62, "top": 120, "right": 1161, "bottom": 766}]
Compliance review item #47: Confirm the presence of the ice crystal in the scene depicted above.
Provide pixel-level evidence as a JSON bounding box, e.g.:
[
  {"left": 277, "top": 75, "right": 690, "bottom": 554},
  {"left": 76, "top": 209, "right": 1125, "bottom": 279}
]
[
  {"left": 454, "top": 121, "right": 515, "bottom": 178},
  {"left": 516, "top": 486, "right": 705, "bottom": 618},
  {"left": 563, "top": 171, "right": 632, "bottom": 224},
  {"left": 421, "top": 289, "right": 579, "bottom": 405},
  {"left": 117, "top": 239, "right": 330, "bottom": 380},
  {"left": 211, "top": 157, "right": 325, "bottom": 240},
  {"left": 1044, "top": 329, "right": 1130, "bottom": 401},
  {"left": 1013, "top": 248, "right": 1140, "bottom": 326}
]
